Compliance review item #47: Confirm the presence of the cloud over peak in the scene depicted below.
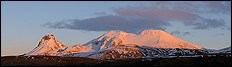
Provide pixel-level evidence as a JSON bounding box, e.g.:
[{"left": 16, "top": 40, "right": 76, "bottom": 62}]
[{"left": 43, "top": 15, "right": 170, "bottom": 33}]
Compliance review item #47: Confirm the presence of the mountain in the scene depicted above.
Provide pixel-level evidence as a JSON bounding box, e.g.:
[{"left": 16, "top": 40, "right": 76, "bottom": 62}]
[
  {"left": 23, "top": 34, "right": 67, "bottom": 56},
  {"left": 23, "top": 30, "right": 230, "bottom": 59},
  {"left": 211, "top": 46, "right": 231, "bottom": 54},
  {"left": 69, "top": 30, "right": 203, "bottom": 59},
  {"left": 82, "top": 30, "right": 203, "bottom": 51},
  {"left": 218, "top": 46, "right": 231, "bottom": 53}
]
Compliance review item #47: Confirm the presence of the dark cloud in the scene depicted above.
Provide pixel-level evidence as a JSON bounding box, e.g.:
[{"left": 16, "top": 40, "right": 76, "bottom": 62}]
[
  {"left": 114, "top": 2, "right": 228, "bottom": 30},
  {"left": 43, "top": 1, "right": 230, "bottom": 33},
  {"left": 44, "top": 15, "right": 170, "bottom": 33}
]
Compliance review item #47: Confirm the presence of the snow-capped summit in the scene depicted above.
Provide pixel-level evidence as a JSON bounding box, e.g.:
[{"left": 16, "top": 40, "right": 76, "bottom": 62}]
[
  {"left": 84, "top": 30, "right": 203, "bottom": 51},
  {"left": 38, "top": 34, "right": 55, "bottom": 45},
  {"left": 102, "top": 30, "right": 128, "bottom": 38},
  {"left": 24, "top": 34, "right": 67, "bottom": 56}
]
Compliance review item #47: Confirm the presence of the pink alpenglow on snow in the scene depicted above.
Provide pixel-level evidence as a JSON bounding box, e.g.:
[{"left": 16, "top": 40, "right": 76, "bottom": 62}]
[
  {"left": 24, "top": 30, "right": 203, "bottom": 56},
  {"left": 25, "top": 34, "right": 67, "bottom": 56},
  {"left": 86, "top": 30, "right": 203, "bottom": 51}
]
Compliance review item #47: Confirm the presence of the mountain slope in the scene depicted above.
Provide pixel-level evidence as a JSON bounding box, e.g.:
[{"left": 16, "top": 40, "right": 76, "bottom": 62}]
[{"left": 86, "top": 45, "right": 209, "bottom": 59}]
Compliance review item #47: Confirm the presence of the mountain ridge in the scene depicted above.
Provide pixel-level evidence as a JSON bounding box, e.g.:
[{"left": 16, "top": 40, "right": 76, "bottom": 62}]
[{"left": 23, "top": 30, "right": 230, "bottom": 59}]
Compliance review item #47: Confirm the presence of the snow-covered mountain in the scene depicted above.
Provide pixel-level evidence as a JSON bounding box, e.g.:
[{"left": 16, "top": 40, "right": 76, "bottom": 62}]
[
  {"left": 23, "top": 34, "right": 94, "bottom": 56},
  {"left": 24, "top": 34, "right": 67, "bottom": 56},
  {"left": 23, "top": 30, "right": 230, "bottom": 59},
  {"left": 83, "top": 30, "right": 203, "bottom": 52}
]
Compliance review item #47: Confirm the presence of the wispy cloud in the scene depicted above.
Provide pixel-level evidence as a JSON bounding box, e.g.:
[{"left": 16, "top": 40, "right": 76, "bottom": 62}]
[
  {"left": 170, "top": 30, "right": 181, "bottom": 35},
  {"left": 94, "top": 12, "right": 107, "bottom": 16},
  {"left": 170, "top": 30, "right": 191, "bottom": 36},
  {"left": 43, "top": 1, "right": 231, "bottom": 33},
  {"left": 183, "top": 32, "right": 191, "bottom": 36}
]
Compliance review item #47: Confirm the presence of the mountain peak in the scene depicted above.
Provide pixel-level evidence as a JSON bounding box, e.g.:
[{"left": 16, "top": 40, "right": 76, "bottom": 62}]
[
  {"left": 103, "top": 30, "right": 128, "bottom": 37},
  {"left": 106, "top": 30, "right": 127, "bottom": 34},
  {"left": 104, "top": 30, "right": 168, "bottom": 36},
  {"left": 39, "top": 34, "right": 56, "bottom": 46},
  {"left": 43, "top": 34, "right": 55, "bottom": 40},
  {"left": 24, "top": 34, "right": 67, "bottom": 56}
]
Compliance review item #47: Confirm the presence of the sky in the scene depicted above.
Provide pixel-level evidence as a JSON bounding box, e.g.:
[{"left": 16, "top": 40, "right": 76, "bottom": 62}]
[{"left": 1, "top": 1, "right": 231, "bottom": 56}]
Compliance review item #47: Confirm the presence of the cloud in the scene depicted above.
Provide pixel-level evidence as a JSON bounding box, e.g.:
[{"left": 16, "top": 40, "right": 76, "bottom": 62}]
[
  {"left": 150, "top": 1, "right": 231, "bottom": 14},
  {"left": 182, "top": 18, "right": 226, "bottom": 30},
  {"left": 114, "top": 2, "right": 228, "bottom": 30},
  {"left": 170, "top": 30, "right": 181, "bottom": 35},
  {"left": 203, "top": 1, "right": 231, "bottom": 14},
  {"left": 227, "top": 27, "right": 231, "bottom": 30},
  {"left": 94, "top": 12, "right": 107, "bottom": 16},
  {"left": 170, "top": 30, "right": 191, "bottom": 36},
  {"left": 183, "top": 32, "right": 191, "bottom": 36},
  {"left": 44, "top": 15, "right": 170, "bottom": 33},
  {"left": 43, "top": 1, "right": 230, "bottom": 33}
]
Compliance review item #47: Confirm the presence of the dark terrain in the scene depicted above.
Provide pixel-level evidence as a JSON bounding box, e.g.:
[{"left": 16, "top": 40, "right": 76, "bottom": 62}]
[{"left": 1, "top": 54, "right": 231, "bottom": 66}]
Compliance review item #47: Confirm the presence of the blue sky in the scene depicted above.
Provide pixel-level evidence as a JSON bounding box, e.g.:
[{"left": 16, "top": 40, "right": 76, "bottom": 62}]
[{"left": 1, "top": 1, "right": 231, "bottom": 56}]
